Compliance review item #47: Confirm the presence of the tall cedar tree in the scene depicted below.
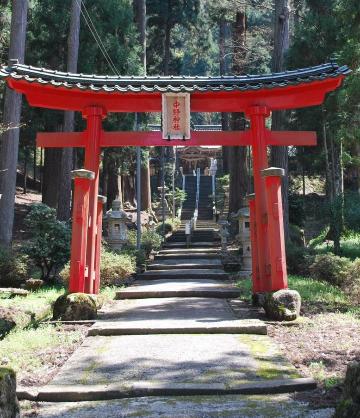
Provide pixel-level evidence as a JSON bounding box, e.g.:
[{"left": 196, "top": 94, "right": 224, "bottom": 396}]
[
  {"left": 270, "top": 0, "right": 290, "bottom": 241},
  {"left": 0, "top": 0, "right": 28, "bottom": 247},
  {"left": 229, "top": 10, "right": 248, "bottom": 215},
  {"left": 57, "top": 0, "right": 82, "bottom": 221}
]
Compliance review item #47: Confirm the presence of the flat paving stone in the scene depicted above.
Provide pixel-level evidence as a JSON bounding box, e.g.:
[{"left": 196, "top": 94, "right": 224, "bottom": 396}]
[
  {"left": 24, "top": 394, "right": 334, "bottom": 418},
  {"left": 42, "top": 334, "right": 306, "bottom": 395},
  {"left": 116, "top": 278, "right": 239, "bottom": 299},
  {"left": 88, "top": 298, "right": 266, "bottom": 335}
]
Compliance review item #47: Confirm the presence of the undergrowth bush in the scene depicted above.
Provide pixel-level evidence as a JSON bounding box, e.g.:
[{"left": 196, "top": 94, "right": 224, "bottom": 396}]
[
  {"left": 289, "top": 194, "right": 306, "bottom": 227},
  {"left": 156, "top": 218, "right": 181, "bottom": 235},
  {"left": 23, "top": 204, "right": 71, "bottom": 280},
  {"left": 60, "top": 247, "right": 136, "bottom": 287},
  {"left": 309, "top": 226, "right": 330, "bottom": 248},
  {"left": 0, "top": 247, "right": 28, "bottom": 287},
  {"left": 286, "top": 243, "right": 314, "bottom": 276},
  {"left": 128, "top": 229, "right": 162, "bottom": 256},
  {"left": 309, "top": 253, "right": 351, "bottom": 287},
  {"left": 343, "top": 258, "right": 360, "bottom": 305}
]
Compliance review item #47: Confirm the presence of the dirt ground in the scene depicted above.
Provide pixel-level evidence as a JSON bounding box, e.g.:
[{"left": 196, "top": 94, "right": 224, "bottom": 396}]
[
  {"left": 268, "top": 311, "right": 360, "bottom": 408},
  {"left": 18, "top": 325, "right": 89, "bottom": 387}
]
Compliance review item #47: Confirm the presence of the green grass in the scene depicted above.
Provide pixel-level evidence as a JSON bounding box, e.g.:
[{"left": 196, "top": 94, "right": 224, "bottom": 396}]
[
  {"left": 0, "top": 285, "right": 64, "bottom": 317},
  {"left": 0, "top": 324, "right": 83, "bottom": 375},
  {"left": 236, "top": 274, "right": 359, "bottom": 315},
  {"left": 313, "top": 232, "right": 360, "bottom": 260}
]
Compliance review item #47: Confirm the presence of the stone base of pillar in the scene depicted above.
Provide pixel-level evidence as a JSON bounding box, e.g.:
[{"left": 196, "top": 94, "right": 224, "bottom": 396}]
[{"left": 252, "top": 289, "right": 301, "bottom": 321}]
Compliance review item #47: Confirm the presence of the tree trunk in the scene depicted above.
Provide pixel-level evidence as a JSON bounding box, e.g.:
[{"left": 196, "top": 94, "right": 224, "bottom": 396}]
[
  {"left": 0, "top": 0, "right": 28, "bottom": 247},
  {"left": 270, "top": 0, "right": 290, "bottom": 241},
  {"left": 23, "top": 148, "right": 28, "bottom": 194},
  {"left": 57, "top": 0, "right": 81, "bottom": 221},
  {"left": 123, "top": 174, "right": 136, "bottom": 207},
  {"left": 164, "top": 20, "right": 171, "bottom": 75},
  {"left": 229, "top": 10, "right": 247, "bottom": 215},
  {"left": 219, "top": 17, "right": 230, "bottom": 174},
  {"left": 141, "top": 164, "right": 151, "bottom": 211},
  {"left": 133, "top": 0, "right": 146, "bottom": 72},
  {"left": 134, "top": 0, "right": 151, "bottom": 212},
  {"left": 42, "top": 148, "right": 62, "bottom": 208}
]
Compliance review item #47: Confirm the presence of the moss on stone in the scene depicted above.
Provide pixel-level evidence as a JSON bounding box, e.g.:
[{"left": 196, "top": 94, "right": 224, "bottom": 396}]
[{"left": 53, "top": 293, "right": 97, "bottom": 321}]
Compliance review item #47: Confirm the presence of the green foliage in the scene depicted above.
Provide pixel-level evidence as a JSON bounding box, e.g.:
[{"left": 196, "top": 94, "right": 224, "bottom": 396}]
[
  {"left": 286, "top": 242, "right": 315, "bottom": 277},
  {"left": 288, "top": 194, "right": 306, "bottom": 227},
  {"left": 344, "top": 192, "right": 360, "bottom": 232},
  {"left": 236, "top": 274, "right": 353, "bottom": 310},
  {"left": 343, "top": 258, "right": 360, "bottom": 305},
  {"left": 60, "top": 246, "right": 136, "bottom": 288},
  {"left": 23, "top": 204, "right": 71, "bottom": 280},
  {"left": 289, "top": 224, "right": 305, "bottom": 247},
  {"left": 309, "top": 227, "right": 330, "bottom": 248},
  {"left": 310, "top": 254, "right": 351, "bottom": 287},
  {"left": 129, "top": 229, "right": 162, "bottom": 256},
  {"left": 0, "top": 247, "right": 28, "bottom": 287},
  {"left": 156, "top": 218, "right": 181, "bottom": 235}
]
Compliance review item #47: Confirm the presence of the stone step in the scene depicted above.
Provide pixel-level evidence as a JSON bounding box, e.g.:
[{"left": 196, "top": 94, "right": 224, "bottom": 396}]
[
  {"left": 24, "top": 333, "right": 315, "bottom": 402},
  {"left": 22, "top": 393, "right": 331, "bottom": 417},
  {"left": 159, "top": 247, "right": 220, "bottom": 255},
  {"left": 88, "top": 321, "right": 265, "bottom": 336},
  {"left": 116, "top": 279, "right": 237, "bottom": 299},
  {"left": 22, "top": 378, "right": 316, "bottom": 402},
  {"left": 148, "top": 259, "right": 222, "bottom": 270},
  {"left": 155, "top": 252, "right": 220, "bottom": 260},
  {"left": 137, "top": 269, "right": 228, "bottom": 280},
  {"left": 163, "top": 242, "right": 220, "bottom": 248}
]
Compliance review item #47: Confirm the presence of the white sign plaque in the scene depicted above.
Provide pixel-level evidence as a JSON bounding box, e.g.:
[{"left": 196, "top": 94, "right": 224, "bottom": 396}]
[{"left": 162, "top": 93, "right": 190, "bottom": 140}]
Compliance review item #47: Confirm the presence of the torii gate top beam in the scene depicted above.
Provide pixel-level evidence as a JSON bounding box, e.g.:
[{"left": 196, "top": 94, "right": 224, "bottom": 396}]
[{"left": 0, "top": 61, "right": 350, "bottom": 113}]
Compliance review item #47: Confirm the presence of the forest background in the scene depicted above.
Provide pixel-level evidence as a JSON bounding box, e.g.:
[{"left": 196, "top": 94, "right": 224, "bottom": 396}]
[{"left": 0, "top": 0, "right": 360, "bottom": 254}]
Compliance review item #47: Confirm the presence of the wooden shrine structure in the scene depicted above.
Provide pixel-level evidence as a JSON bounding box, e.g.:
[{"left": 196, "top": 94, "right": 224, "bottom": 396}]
[{"left": 0, "top": 61, "right": 349, "bottom": 295}]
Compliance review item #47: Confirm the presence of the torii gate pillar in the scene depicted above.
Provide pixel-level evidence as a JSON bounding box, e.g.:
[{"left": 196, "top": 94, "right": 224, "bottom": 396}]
[
  {"left": 247, "top": 106, "right": 272, "bottom": 293},
  {"left": 82, "top": 106, "right": 106, "bottom": 294}
]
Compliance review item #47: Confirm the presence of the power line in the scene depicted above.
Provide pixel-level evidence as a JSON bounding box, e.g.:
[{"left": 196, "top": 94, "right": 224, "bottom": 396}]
[
  {"left": 80, "top": 0, "right": 120, "bottom": 74},
  {"left": 75, "top": 0, "right": 120, "bottom": 75}
]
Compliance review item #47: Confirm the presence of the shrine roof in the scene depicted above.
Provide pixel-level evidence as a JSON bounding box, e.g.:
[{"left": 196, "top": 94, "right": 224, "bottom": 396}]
[{"left": 0, "top": 61, "right": 350, "bottom": 93}]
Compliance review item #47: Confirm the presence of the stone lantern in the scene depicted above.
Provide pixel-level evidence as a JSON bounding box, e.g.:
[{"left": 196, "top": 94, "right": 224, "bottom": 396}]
[
  {"left": 218, "top": 220, "right": 230, "bottom": 250},
  {"left": 233, "top": 207, "right": 252, "bottom": 272},
  {"left": 106, "top": 199, "right": 129, "bottom": 250}
]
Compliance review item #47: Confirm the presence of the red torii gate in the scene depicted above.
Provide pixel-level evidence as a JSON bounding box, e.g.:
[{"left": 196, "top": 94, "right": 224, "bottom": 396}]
[{"left": 0, "top": 61, "right": 349, "bottom": 295}]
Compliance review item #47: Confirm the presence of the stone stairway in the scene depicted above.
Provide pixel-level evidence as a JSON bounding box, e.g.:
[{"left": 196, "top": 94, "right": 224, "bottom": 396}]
[
  {"left": 22, "top": 226, "right": 318, "bottom": 415},
  {"left": 181, "top": 175, "right": 214, "bottom": 221}
]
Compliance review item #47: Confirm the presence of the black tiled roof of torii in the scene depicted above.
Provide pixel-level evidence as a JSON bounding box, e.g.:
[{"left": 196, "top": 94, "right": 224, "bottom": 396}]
[{"left": 0, "top": 61, "right": 351, "bottom": 94}]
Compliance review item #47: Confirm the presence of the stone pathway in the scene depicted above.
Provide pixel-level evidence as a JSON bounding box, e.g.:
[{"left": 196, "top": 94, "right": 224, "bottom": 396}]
[{"left": 21, "top": 225, "right": 329, "bottom": 417}]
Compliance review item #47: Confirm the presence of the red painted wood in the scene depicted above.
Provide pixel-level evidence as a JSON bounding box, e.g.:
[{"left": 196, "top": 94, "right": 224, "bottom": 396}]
[
  {"left": 83, "top": 107, "right": 104, "bottom": 294},
  {"left": 8, "top": 76, "right": 345, "bottom": 113},
  {"left": 37, "top": 132, "right": 86, "bottom": 148},
  {"left": 93, "top": 197, "right": 105, "bottom": 295},
  {"left": 264, "top": 174, "right": 288, "bottom": 291},
  {"left": 248, "top": 106, "right": 272, "bottom": 293},
  {"left": 69, "top": 177, "right": 91, "bottom": 293},
  {"left": 36, "top": 130, "right": 316, "bottom": 148},
  {"left": 266, "top": 131, "right": 316, "bottom": 146},
  {"left": 248, "top": 196, "right": 261, "bottom": 293}
]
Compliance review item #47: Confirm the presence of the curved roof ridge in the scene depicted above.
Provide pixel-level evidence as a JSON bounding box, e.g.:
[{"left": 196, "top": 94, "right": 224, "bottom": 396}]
[{"left": 0, "top": 61, "right": 350, "bottom": 94}]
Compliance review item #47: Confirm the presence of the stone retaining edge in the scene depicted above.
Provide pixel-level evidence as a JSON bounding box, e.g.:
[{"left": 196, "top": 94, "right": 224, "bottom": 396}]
[{"left": 17, "top": 378, "right": 317, "bottom": 402}]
